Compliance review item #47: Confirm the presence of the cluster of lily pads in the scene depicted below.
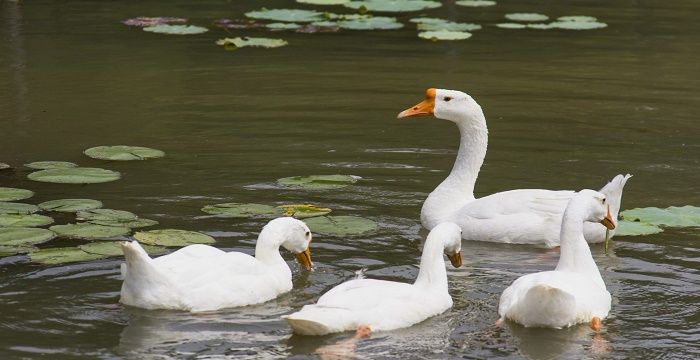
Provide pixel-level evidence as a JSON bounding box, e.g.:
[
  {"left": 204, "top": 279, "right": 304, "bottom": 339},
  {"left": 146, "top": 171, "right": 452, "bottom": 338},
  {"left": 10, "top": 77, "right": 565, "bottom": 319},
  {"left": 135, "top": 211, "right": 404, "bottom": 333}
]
[{"left": 616, "top": 206, "right": 700, "bottom": 237}]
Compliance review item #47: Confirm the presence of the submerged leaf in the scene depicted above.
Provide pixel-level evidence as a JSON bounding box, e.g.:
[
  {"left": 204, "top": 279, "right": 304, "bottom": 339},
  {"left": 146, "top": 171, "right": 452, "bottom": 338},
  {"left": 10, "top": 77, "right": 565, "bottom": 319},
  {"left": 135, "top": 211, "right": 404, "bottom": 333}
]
[
  {"left": 134, "top": 229, "right": 215, "bottom": 247},
  {"left": 419, "top": 30, "right": 473, "bottom": 40},
  {"left": 621, "top": 206, "right": 700, "bottom": 227},
  {"left": 0, "top": 227, "right": 56, "bottom": 246},
  {"left": 277, "top": 204, "right": 332, "bottom": 219},
  {"left": 84, "top": 146, "right": 165, "bottom": 161},
  {"left": 245, "top": 8, "right": 325, "bottom": 23},
  {"left": 615, "top": 220, "right": 664, "bottom": 237},
  {"left": 24, "top": 161, "right": 78, "bottom": 170},
  {"left": 344, "top": 0, "right": 441, "bottom": 12},
  {"left": 28, "top": 167, "right": 120, "bottom": 184},
  {"left": 303, "top": 216, "right": 378, "bottom": 236},
  {"left": 0, "top": 187, "right": 34, "bottom": 202},
  {"left": 0, "top": 214, "right": 54, "bottom": 228},
  {"left": 216, "top": 37, "right": 288, "bottom": 49},
  {"left": 201, "top": 203, "right": 281, "bottom": 218},
  {"left": 505, "top": 13, "right": 549, "bottom": 22},
  {"left": 143, "top": 24, "right": 208, "bottom": 35},
  {"left": 30, "top": 247, "right": 106, "bottom": 265},
  {"left": 277, "top": 175, "right": 359, "bottom": 189},
  {"left": 0, "top": 202, "right": 40, "bottom": 215},
  {"left": 455, "top": 0, "right": 496, "bottom": 6},
  {"left": 39, "top": 199, "right": 103, "bottom": 213},
  {"left": 122, "top": 17, "right": 187, "bottom": 27},
  {"left": 50, "top": 223, "right": 131, "bottom": 239}
]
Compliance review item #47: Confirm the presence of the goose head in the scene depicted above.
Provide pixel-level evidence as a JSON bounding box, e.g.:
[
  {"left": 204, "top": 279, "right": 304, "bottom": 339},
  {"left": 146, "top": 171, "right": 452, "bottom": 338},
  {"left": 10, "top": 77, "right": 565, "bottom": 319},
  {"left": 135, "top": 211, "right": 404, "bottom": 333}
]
[
  {"left": 262, "top": 217, "right": 314, "bottom": 270},
  {"left": 431, "top": 222, "right": 463, "bottom": 268},
  {"left": 397, "top": 88, "right": 484, "bottom": 126},
  {"left": 577, "top": 189, "right": 616, "bottom": 230}
]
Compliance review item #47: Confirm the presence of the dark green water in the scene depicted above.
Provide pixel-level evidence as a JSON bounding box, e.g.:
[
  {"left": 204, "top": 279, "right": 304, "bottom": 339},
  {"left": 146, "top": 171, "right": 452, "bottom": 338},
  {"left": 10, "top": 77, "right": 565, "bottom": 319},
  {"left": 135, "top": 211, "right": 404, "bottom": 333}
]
[{"left": 1, "top": 0, "right": 699, "bottom": 358}]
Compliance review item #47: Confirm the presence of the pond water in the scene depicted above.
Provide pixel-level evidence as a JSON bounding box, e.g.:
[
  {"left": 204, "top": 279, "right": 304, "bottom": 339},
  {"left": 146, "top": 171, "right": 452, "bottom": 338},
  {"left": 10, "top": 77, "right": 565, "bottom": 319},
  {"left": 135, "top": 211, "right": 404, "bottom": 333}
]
[{"left": 1, "top": 0, "right": 699, "bottom": 359}]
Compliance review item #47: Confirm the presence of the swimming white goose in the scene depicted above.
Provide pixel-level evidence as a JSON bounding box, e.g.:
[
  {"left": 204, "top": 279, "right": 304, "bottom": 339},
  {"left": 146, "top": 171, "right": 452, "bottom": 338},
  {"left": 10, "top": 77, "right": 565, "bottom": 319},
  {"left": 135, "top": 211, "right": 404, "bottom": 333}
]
[
  {"left": 119, "top": 217, "right": 313, "bottom": 312},
  {"left": 497, "top": 189, "right": 614, "bottom": 330},
  {"left": 284, "top": 222, "right": 463, "bottom": 335},
  {"left": 398, "top": 88, "right": 631, "bottom": 247}
]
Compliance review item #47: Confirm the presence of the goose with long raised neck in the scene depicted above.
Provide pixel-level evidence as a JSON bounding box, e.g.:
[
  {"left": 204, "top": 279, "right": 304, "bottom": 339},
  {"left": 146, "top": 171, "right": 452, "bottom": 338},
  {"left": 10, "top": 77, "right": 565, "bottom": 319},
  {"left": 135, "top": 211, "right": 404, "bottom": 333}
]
[
  {"left": 119, "top": 217, "right": 313, "bottom": 312},
  {"left": 284, "top": 222, "right": 463, "bottom": 336},
  {"left": 398, "top": 88, "right": 631, "bottom": 247},
  {"left": 497, "top": 189, "right": 615, "bottom": 330}
]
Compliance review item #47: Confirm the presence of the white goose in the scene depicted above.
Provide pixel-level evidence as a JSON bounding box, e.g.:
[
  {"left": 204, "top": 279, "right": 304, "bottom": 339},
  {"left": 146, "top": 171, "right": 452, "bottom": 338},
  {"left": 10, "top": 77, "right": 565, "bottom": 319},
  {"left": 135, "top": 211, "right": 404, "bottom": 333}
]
[
  {"left": 284, "top": 222, "right": 463, "bottom": 335},
  {"left": 497, "top": 189, "right": 615, "bottom": 330},
  {"left": 398, "top": 88, "right": 631, "bottom": 247},
  {"left": 120, "top": 217, "right": 313, "bottom": 312}
]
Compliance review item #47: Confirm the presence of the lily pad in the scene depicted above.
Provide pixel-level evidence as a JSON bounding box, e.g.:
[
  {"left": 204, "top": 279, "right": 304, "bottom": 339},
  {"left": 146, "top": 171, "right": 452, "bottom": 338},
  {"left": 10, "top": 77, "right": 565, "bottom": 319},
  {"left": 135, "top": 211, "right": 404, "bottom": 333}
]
[
  {"left": 0, "top": 227, "right": 56, "bottom": 246},
  {"left": 413, "top": 18, "right": 482, "bottom": 31},
  {"left": 505, "top": 13, "right": 549, "bottom": 22},
  {"left": 84, "top": 146, "right": 165, "bottom": 161},
  {"left": 245, "top": 9, "right": 325, "bottom": 23},
  {"left": 303, "top": 216, "right": 378, "bottom": 236},
  {"left": 0, "top": 163, "right": 11, "bottom": 170},
  {"left": 344, "top": 0, "right": 441, "bottom": 12},
  {"left": 277, "top": 175, "right": 359, "bottom": 189},
  {"left": 201, "top": 203, "right": 281, "bottom": 218},
  {"left": 557, "top": 16, "right": 598, "bottom": 23},
  {"left": 419, "top": 30, "right": 473, "bottom": 41},
  {"left": 621, "top": 206, "right": 700, "bottom": 227},
  {"left": 277, "top": 204, "right": 332, "bottom": 219},
  {"left": 337, "top": 16, "right": 403, "bottom": 30},
  {"left": 38, "top": 199, "right": 103, "bottom": 213},
  {"left": 0, "top": 214, "right": 54, "bottom": 228},
  {"left": 123, "top": 17, "right": 187, "bottom": 27},
  {"left": 455, "top": 0, "right": 496, "bottom": 6},
  {"left": 550, "top": 21, "right": 607, "bottom": 30},
  {"left": 0, "top": 202, "right": 40, "bottom": 215},
  {"left": 50, "top": 223, "right": 131, "bottom": 239},
  {"left": 134, "top": 229, "right": 215, "bottom": 247},
  {"left": 143, "top": 24, "right": 208, "bottom": 35},
  {"left": 29, "top": 247, "right": 106, "bottom": 265},
  {"left": 266, "top": 22, "right": 302, "bottom": 30},
  {"left": 0, "top": 245, "right": 36, "bottom": 257},
  {"left": 297, "top": 0, "right": 349, "bottom": 4},
  {"left": 24, "top": 161, "right": 78, "bottom": 170},
  {"left": 28, "top": 167, "right": 121, "bottom": 184},
  {"left": 527, "top": 23, "right": 557, "bottom": 30},
  {"left": 79, "top": 241, "right": 168, "bottom": 257},
  {"left": 216, "top": 37, "right": 288, "bottom": 49},
  {"left": 0, "top": 187, "right": 34, "bottom": 202},
  {"left": 89, "top": 218, "right": 158, "bottom": 229},
  {"left": 615, "top": 220, "right": 664, "bottom": 237},
  {"left": 76, "top": 209, "right": 138, "bottom": 223},
  {"left": 495, "top": 23, "right": 527, "bottom": 29}
]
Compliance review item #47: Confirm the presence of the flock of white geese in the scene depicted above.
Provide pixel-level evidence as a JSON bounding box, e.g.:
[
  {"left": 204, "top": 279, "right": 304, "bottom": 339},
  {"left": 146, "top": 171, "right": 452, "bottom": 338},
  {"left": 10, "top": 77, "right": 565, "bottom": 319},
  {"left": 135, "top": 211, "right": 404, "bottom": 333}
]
[{"left": 119, "top": 88, "right": 631, "bottom": 338}]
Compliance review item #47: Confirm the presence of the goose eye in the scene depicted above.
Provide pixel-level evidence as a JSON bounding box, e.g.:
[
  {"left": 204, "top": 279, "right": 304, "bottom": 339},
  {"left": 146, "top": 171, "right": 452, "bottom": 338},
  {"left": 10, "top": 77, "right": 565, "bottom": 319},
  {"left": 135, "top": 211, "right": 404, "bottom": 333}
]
[
  {"left": 305, "top": 231, "right": 310, "bottom": 237},
  {"left": 602, "top": 198, "right": 606, "bottom": 204},
  {"left": 443, "top": 96, "right": 452, "bottom": 102}
]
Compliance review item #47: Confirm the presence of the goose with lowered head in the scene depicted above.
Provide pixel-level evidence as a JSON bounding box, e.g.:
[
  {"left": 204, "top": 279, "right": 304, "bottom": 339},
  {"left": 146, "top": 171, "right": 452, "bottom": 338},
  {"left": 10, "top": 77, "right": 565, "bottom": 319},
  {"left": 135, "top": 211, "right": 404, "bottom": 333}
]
[
  {"left": 398, "top": 88, "right": 631, "bottom": 247},
  {"left": 120, "top": 217, "right": 313, "bottom": 312},
  {"left": 497, "top": 189, "right": 615, "bottom": 330}
]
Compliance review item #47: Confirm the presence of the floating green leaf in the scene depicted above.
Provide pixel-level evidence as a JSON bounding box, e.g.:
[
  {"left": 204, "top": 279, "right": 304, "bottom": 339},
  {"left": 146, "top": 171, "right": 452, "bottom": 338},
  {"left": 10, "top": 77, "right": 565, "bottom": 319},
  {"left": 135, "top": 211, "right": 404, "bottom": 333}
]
[
  {"left": 79, "top": 241, "right": 168, "bottom": 257},
  {"left": 344, "top": 0, "right": 441, "bottom": 12},
  {"left": 277, "top": 175, "right": 359, "bottom": 189},
  {"left": 557, "top": 15, "right": 598, "bottom": 23},
  {"left": 76, "top": 209, "right": 138, "bottom": 223},
  {"left": 298, "top": 0, "right": 349, "bottom": 4},
  {"left": 89, "top": 218, "right": 158, "bottom": 229},
  {"left": 0, "top": 187, "right": 34, "bottom": 202},
  {"left": 24, "top": 161, "right": 78, "bottom": 170},
  {"left": 615, "top": 220, "right": 664, "bottom": 237},
  {"left": 201, "top": 203, "right": 281, "bottom": 218},
  {"left": 0, "top": 163, "right": 11, "bottom": 170},
  {"left": 28, "top": 167, "right": 121, "bottom": 184},
  {"left": 304, "top": 216, "right": 378, "bottom": 236},
  {"left": 505, "top": 13, "right": 549, "bottom": 22},
  {"left": 495, "top": 23, "right": 527, "bottom": 29},
  {"left": 134, "top": 229, "right": 215, "bottom": 247},
  {"left": 419, "top": 30, "right": 473, "bottom": 41},
  {"left": 0, "top": 202, "right": 39, "bottom": 215},
  {"left": 123, "top": 17, "right": 188, "bottom": 27},
  {"left": 38, "top": 199, "right": 103, "bottom": 213},
  {"left": 216, "top": 37, "right": 288, "bottom": 49},
  {"left": 277, "top": 204, "right": 332, "bottom": 219},
  {"left": 550, "top": 21, "right": 607, "bottom": 30},
  {"left": 50, "top": 223, "right": 131, "bottom": 239},
  {"left": 337, "top": 16, "right": 403, "bottom": 30},
  {"left": 0, "top": 227, "right": 56, "bottom": 246},
  {"left": 143, "top": 24, "right": 208, "bottom": 35},
  {"left": 0, "top": 245, "right": 36, "bottom": 257},
  {"left": 621, "top": 206, "right": 700, "bottom": 227},
  {"left": 0, "top": 214, "right": 53, "bottom": 228},
  {"left": 413, "top": 18, "right": 482, "bottom": 31},
  {"left": 84, "top": 145, "right": 165, "bottom": 161},
  {"left": 245, "top": 8, "right": 325, "bottom": 23},
  {"left": 527, "top": 23, "right": 557, "bottom": 30},
  {"left": 266, "top": 22, "right": 302, "bottom": 30},
  {"left": 29, "top": 247, "right": 106, "bottom": 265},
  {"left": 455, "top": 0, "right": 496, "bottom": 6}
]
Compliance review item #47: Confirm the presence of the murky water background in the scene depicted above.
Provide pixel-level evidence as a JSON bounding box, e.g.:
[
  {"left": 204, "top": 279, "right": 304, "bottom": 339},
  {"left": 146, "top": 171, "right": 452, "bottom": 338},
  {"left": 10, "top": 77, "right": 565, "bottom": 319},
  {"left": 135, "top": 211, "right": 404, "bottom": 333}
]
[{"left": 2, "top": 0, "right": 699, "bottom": 358}]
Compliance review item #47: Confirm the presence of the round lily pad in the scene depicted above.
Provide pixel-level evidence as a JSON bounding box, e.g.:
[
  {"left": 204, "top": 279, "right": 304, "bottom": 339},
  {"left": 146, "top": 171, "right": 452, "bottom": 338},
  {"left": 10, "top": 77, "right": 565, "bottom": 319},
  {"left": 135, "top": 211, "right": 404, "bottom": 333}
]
[
  {"left": 527, "top": 23, "right": 557, "bottom": 30},
  {"left": 89, "top": 218, "right": 158, "bottom": 229},
  {"left": 0, "top": 214, "right": 53, "bottom": 228},
  {"left": 266, "top": 22, "right": 302, "bottom": 30},
  {"left": 495, "top": 23, "right": 527, "bottom": 29},
  {"left": 419, "top": 30, "right": 472, "bottom": 41},
  {"left": 303, "top": 216, "right": 378, "bottom": 236},
  {"left": 84, "top": 146, "right": 165, "bottom": 161},
  {"left": 50, "top": 223, "right": 131, "bottom": 239},
  {"left": 24, "top": 161, "right": 78, "bottom": 170},
  {"left": 0, "top": 202, "right": 39, "bottom": 215},
  {"left": 28, "top": 167, "right": 121, "bottom": 184},
  {"left": 0, "top": 227, "right": 56, "bottom": 246},
  {"left": 216, "top": 37, "right": 288, "bottom": 49},
  {"left": 0, "top": 245, "right": 37, "bottom": 257},
  {"left": 201, "top": 203, "right": 281, "bottom": 218},
  {"left": 621, "top": 206, "right": 700, "bottom": 227},
  {"left": 143, "top": 24, "right": 208, "bottom": 35},
  {"left": 123, "top": 17, "right": 187, "bottom": 27},
  {"left": 134, "top": 229, "right": 215, "bottom": 247},
  {"left": 297, "top": 0, "right": 349, "bottom": 4},
  {"left": 557, "top": 15, "right": 598, "bottom": 22},
  {"left": 550, "top": 21, "right": 607, "bottom": 30},
  {"left": 337, "top": 16, "right": 403, "bottom": 30},
  {"left": 505, "top": 13, "right": 549, "bottom": 22},
  {"left": 39, "top": 199, "right": 103, "bottom": 213},
  {"left": 0, "top": 187, "right": 34, "bottom": 202},
  {"left": 413, "top": 18, "right": 482, "bottom": 31},
  {"left": 277, "top": 204, "right": 332, "bottom": 219},
  {"left": 29, "top": 247, "right": 106, "bottom": 265},
  {"left": 76, "top": 209, "right": 138, "bottom": 223},
  {"left": 615, "top": 220, "right": 664, "bottom": 237},
  {"left": 277, "top": 175, "right": 359, "bottom": 189},
  {"left": 0, "top": 163, "right": 11, "bottom": 170},
  {"left": 245, "top": 9, "right": 325, "bottom": 23},
  {"left": 455, "top": 0, "right": 496, "bottom": 6},
  {"left": 79, "top": 241, "right": 168, "bottom": 257},
  {"left": 344, "top": 0, "right": 441, "bottom": 12}
]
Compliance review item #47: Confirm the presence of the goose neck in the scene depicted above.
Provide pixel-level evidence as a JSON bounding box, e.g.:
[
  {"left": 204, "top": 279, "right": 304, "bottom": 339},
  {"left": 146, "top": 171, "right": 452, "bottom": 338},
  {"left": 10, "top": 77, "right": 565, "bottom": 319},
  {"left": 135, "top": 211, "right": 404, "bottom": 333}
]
[{"left": 414, "top": 235, "right": 448, "bottom": 289}]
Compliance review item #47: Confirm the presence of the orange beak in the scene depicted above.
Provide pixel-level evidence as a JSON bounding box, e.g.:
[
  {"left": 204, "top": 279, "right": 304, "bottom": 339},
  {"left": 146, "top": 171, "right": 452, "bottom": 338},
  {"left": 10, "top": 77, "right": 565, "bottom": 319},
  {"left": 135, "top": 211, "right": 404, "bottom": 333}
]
[
  {"left": 295, "top": 247, "right": 313, "bottom": 271},
  {"left": 397, "top": 88, "right": 436, "bottom": 118},
  {"left": 447, "top": 251, "right": 462, "bottom": 268},
  {"left": 601, "top": 205, "right": 615, "bottom": 230}
]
